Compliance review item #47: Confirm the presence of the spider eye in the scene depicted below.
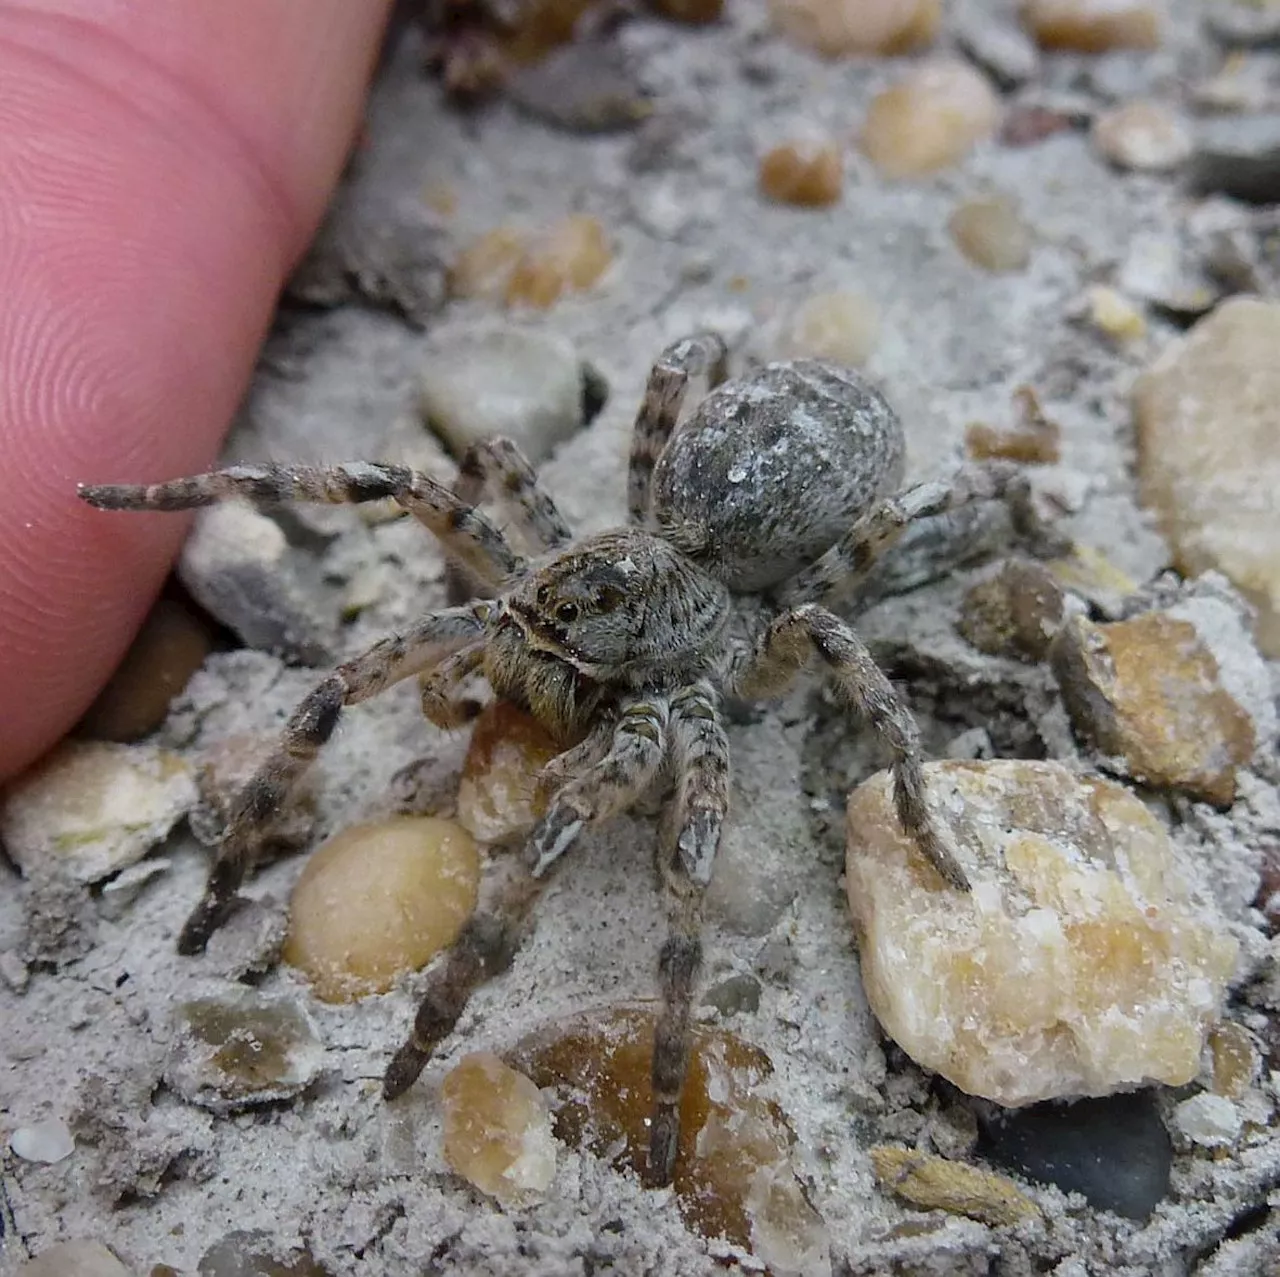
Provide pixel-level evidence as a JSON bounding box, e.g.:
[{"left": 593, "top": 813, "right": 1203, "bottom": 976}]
[{"left": 556, "top": 602, "right": 580, "bottom": 624}]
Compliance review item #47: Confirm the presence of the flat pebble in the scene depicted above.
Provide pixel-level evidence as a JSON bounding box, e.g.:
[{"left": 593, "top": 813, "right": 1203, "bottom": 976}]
[
  {"left": 1171, "top": 1092, "right": 1242, "bottom": 1148},
  {"left": 869, "top": 1146, "right": 1040, "bottom": 1227},
  {"left": 417, "top": 322, "right": 593, "bottom": 466},
  {"left": 505, "top": 214, "right": 613, "bottom": 309},
  {"left": 758, "top": 139, "right": 843, "bottom": 207},
  {"left": 17, "top": 1242, "right": 133, "bottom": 1277},
  {"left": 166, "top": 988, "right": 324, "bottom": 1113},
  {"left": 1020, "top": 0, "right": 1160, "bottom": 52},
  {"left": 10, "top": 1117, "right": 75, "bottom": 1163},
  {"left": 197, "top": 1231, "right": 333, "bottom": 1276},
  {"left": 1191, "top": 113, "right": 1280, "bottom": 203},
  {"left": 948, "top": 194, "right": 1034, "bottom": 273},
  {"left": 955, "top": 4, "right": 1041, "bottom": 87},
  {"left": 505, "top": 41, "right": 651, "bottom": 133},
  {"left": 846, "top": 760, "right": 1238, "bottom": 1107},
  {"left": 0, "top": 740, "right": 196, "bottom": 885},
  {"left": 769, "top": 0, "right": 939, "bottom": 57},
  {"left": 1092, "top": 100, "right": 1193, "bottom": 171},
  {"left": 1133, "top": 297, "right": 1280, "bottom": 655}
]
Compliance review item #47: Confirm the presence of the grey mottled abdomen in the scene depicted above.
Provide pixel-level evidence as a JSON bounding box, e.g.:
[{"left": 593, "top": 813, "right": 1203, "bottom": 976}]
[{"left": 650, "top": 360, "right": 905, "bottom": 593}]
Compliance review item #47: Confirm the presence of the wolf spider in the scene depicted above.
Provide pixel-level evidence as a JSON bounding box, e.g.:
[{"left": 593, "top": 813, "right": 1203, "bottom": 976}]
[{"left": 80, "top": 333, "right": 1052, "bottom": 1187}]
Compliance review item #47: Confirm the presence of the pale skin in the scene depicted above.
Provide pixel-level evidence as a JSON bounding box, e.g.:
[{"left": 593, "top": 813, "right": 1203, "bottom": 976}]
[{"left": 80, "top": 333, "right": 1061, "bottom": 1187}]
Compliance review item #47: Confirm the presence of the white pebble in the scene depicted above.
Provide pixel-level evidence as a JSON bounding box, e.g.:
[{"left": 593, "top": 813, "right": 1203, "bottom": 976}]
[
  {"left": 10, "top": 1118, "right": 75, "bottom": 1164},
  {"left": 1172, "top": 1092, "right": 1242, "bottom": 1147}
]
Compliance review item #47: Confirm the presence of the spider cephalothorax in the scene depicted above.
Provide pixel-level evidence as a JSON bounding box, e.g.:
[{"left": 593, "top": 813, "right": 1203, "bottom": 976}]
[{"left": 80, "top": 332, "right": 1053, "bottom": 1186}]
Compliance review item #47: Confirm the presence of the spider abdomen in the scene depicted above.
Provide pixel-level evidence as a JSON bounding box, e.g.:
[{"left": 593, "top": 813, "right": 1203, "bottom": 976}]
[{"left": 650, "top": 360, "right": 905, "bottom": 593}]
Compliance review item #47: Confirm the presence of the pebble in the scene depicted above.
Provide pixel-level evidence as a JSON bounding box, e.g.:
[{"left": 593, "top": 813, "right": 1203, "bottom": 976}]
[
  {"left": 283, "top": 816, "right": 480, "bottom": 1003},
  {"left": 955, "top": 4, "right": 1041, "bottom": 88},
  {"left": 958, "top": 559, "right": 1067, "bottom": 663},
  {"left": 776, "top": 291, "right": 880, "bottom": 366},
  {"left": 1133, "top": 297, "right": 1280, "bottom": 656},
  {"left": 1051, "top": 609, "right": 1259, "bottom": 804},
  {"left": 510, "top": 1007, "right": 830, "bottom": 1276},
  {"left": 1205, "top": 1, "right": 1280, "bottom": 47},
  {"left": 702, "top": 971, "right": 763, "bottom": 1017},
  {"left": 1092, "top": 100, "right": 1193, "bottom": 171},
  {"left": 441, "top": 1052, "right": 557, "bottom": 1204},
  {"left": 868, "top": 1146, "right": 1040, "bottom": 1227},
  {"left": 177, "top": 502, "right": 335, "bottom": 666},
  {"left": 78, "top": 598, "right": 214, "bottom": 742},
  {"left": 196, "top": 1232, "right": 333, "bottom": 1276},
  {"left": 1085, "top": 283, "right": 1146, "bottom": 341},
  {"left": 1171, "top": 1092, "right": 1242, "bottom": 1148},
  {"left": 768, "top": 0, "right": 939, "bottom": 58},
  {"left": 964, "top": 384, "right": 1060, "bottom": 464},
  {"left": 17, "top": 1242, "right": 133, "bottom": 1277},
  {"left": 860, "top": 61, "right": 1002, "bottom": 179},
  {"left": 758, "top": 139, "right": 844, "bottom": 207},
  {"left": 505, "top": 41, "right": 652, "bottom": 133},
  {"left": 417, "top": 322, "right": 593, "bottom": 466},
  {"left": 976, "top": 1092, "right": 1172, "bottom": 1219},
  {"left": 1190, "top": 113, "right": 1280, "bottom": 203},
  {"left": 1119, "top": 230, "right": 1220, "bottom": 317},
  {"left": 846, "top": 760, "right": 1238, "bottom": 1108},
  {"left": 0, "top": 740, "right": 196, "bottom": 885},
  {"left": 1209, "top": 1020, "right": 1258, "bottom": 1098},
  {"left": 10, "top": 1117, "right": 75, "bottom": 1163},
  {"left": 948, "top": 194, "right": 1034, "bottom": 273},
  {"left": 448, "top": 226, "right": 527, "bottom": 302},
  {"left": 1020, "top": 0, "right": 1160, "bottom": 52},
  {"left": 505, "top": 214, "right": 614, "bottom": 309},
  {"left": 1203, "top": 207, "right": 1280, "bottom": 298},
  {"left": 165, "top": 988, "right": 325, "bottom": 1113}
]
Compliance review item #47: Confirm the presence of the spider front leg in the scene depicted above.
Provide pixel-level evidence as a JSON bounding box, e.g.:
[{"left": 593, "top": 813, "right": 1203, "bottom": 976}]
[
  {"left": 419, "top": 641, "right": 487, "bottom": 729},
  {"left": 780, "top": 460, "right": 1067, "bottom": 609},
  {"left": 646, "top": 681, "right": 729, "bottom": 1188},
  {"left": 629, "top": 333, "right": 729, "bottom": 525},
  {"left": 80, "top": 461, "right": 525, "bottom": 589},
  {"left": 383, "top": 695, "right": 671, "bottom": 1099},
  {"left": 177, "top": 606, "right": 483, "bottom": 953},
  {"left": 730, "top": 605, "right": 970, "bottom": 892}
]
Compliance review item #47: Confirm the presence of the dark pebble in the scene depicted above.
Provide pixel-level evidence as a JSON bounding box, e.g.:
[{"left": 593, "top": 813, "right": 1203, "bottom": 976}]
[{"left": 1190, "top": 115, "right": 1280, "bottom": 204}]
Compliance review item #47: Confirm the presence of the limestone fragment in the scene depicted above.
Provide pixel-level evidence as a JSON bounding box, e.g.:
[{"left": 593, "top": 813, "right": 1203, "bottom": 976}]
[
  {"left": 1133, "top": 298, "right": 1280, "bottom": 655},
  {"left": 441, "top": 1052, "right": 557, "bottom": 1203},
  {"left": 758, "top": 139, "right": 843, "bottom": 207},
  {"left": 417, "top": 322, "right": 595, "bottom": 466},
  {"left": 860, "top": 61, "right": 1001, "bottom": 179},
  {"left": 1171, "top": 1092, "right": 1242, "bottom": 1148},
  {"left": 1092, "top": 101, "right": 1192, "bottom": 172},
  {"left": 777, "top": 291, "right": 881, "bottom": 367},
  {"left": 9, "top": 1117, "right": 75, "bottom": 1163},
  {"left": 511, "top": 1007, "right": 830, "bottom": 1275},
  {"left": 768, "top": 0, "right": 939, "bottom": 58},
  {"left": 1051, "top": 611, "right": 1257, "bottom": 804},
  {"left": 949, "top": 195, "right": 1034, "bottom": 274},
  {"left": 846, "top": 760, "right": 1238, "bottom": 1107},
  {"left": 869, "top": 1146, "right": 1040, "bottom": 1227},
  {"left": 17, "top": 1242, "right": 133, "bottom": 1277},
  {"left": 283, "top": 816, "right": 480, "bottom": 1002},
  {"left": 166, "top": 989, "right": 324, "bottom": 1113},
  {"left": 1020, "top": 0, "right": 1160, "bottom": 52},
  {"left": 456, "top": 701, "right": 561, "bottom": 844},
  {"left": 0, "top": 740, "right": 196, "bottom": 884}
]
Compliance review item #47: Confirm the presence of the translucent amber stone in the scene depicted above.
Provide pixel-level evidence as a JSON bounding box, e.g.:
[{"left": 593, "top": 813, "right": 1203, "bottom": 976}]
[
  {"left": 449, "top": 226, "right": 529, "bottom": 302},
  {"left": 457, "top": 701, "right": 562, "bottom": 844},
  {"left": 505, "top": 215, "right": 613, "bottom": 309},
  {"left": 1021, "top": 0, "right": 1160, "bottom": 52},
  {"left": 758, "top": 140, "right": 844, "bottom": 207},
  {"left": 283, "top": 816, "right": 480, "bottom": 1002},
  {"left": 769, "top": 0, "right": 940, "bottom": 58}
]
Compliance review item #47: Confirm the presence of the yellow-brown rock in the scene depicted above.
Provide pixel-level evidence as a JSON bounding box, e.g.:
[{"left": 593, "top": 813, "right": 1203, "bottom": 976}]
[
  {"left": 846, "top": 760, "right": 1237, "bottom": 1107},
  {"left": 283, "top": 816, "right": 480, "bottom": 1002},
  {"left": 860, "top": 61, "right": 1001, "bottom": 179},
  {"left": 777, "top": 291, "right": 881, "bottom": 367},
  {"left": 505, "top": 214, "right": 613, "bottom": 309},
  {"left": 769, "top": 0, "right": 940, "bottom": 58},
  {"left": 1021, "top": 0, "right": 1160, "bottom": 52},
  {"left": 758, "top": 140, "right": 844, "bottom": 208},
  {"left": 1133, "top": 297, "right": 1280, "bottom": 657},
  {"left": 958, "top": 559, "right": 1066, "bottom": 663},
  {"left": 869, "top": 1146, "right": 1040, "bottom": 1227},
  {"left": 948, "top": 195, "right": 1033, "bottom": 274},
  {"left": 510, "top": 1006, "right": 831, "bottom": 1275},
  {"left": 1051, "top": 612, "right": 1256, "bottom": 805},
  {"left": 441, "top": 1052, "right": 556, "bottom": 1204}
]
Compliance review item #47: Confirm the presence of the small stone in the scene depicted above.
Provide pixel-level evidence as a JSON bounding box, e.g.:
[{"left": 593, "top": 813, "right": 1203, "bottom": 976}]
[
  {"left": 1048, "top": 545, "right": 1138, "bottom": 616},
  {"left": 449, "top": 225, "right": 528, "bottom": 301},
  {"left": 1051, "top": 611, "right": 1257, "bottom": 804},
  {"left": 948, "top": 195, "right": 1034, "bottom": 273},
  {"left": 456, "top": 701, "right": 561, "bottom": 844},
  {"left": 506, "top": 41, "right": 652, "bottom": 133},
  {"left": 417, "top": 323, "right": 592, "bottom": 467},
  {"left": 768, "top": 0, "right": 939, "bottom": 58},
  {"left": 860, "top": 61, "right": 1001, "bottom": 179},
  {"left": 78, "top": 598, "right": 214, "bottom": 742},
  {"left": 441, "top": 1052, "right": 557, "bottom": 1204},
  {"left": 10, "top": 1117, "right": 75, "bottom": 1163},
  {"left": 1119, "top": 231, "right": 1221, "bottom": 317},
  {"left": 177, "top": 502, "right": 334, "bottom": 666},
  {"left": 702, "top": 972, "right": 763, "bottom": 1017},
  {"left": 758, "top": 139, "right": 843, "bottom": 208},
  {"left": 511, "top": 1007, "right": 830, "bottom": 1275},
  {"left": 964, "top": 384, "right": 1061, "bottom": 464},
  {"left": 1205, "top": 1, "right": 1280, "bottom": 48},
  {"left": 955, "top": 5, "right": 1041, "bottom": 88},
  {"left": 1203, "top": 208, "right": 1280, "bottom": 298},
  {"left": 776, "top": 291, "right": 880, "bottom": 367},
  {"left": 846, "top": 760, "right": 1238, "bottom": 1107},
  {"left": 283, "top": 816, "right": 480, "bottom": 1003},
  {"left": 1093, "top": 100, "right": 1192, "bottom": 171},
  {"left": 1193, "top": 52, "right": 1278, "bottom": 115},
  {"left": 1191, "top": 113, "right": 1280, "bottom": 203},
  {"left": 958, "top": 559, "right": 1066, "bottom": 663},
  {"left": 166, "top": 988, "right": 324, "bottom": 1113},
  {"left": 1020, "top": 0, "right": 1160, "bottom": 52},
  {"left": 197, "top": 1232, "right": 333, "bottom": 1276},
  {"left": 1209, "top": 1021, "right": 1258, "bottom": 1098},
  {"left": 1133, "top": 297, "right": 1280, "bottom": 655},
  {"left": 1086, "top": 284, "right": 1146, "bottom": 341},
  {"left": 505, "top": 214, "right": 613, "bottom": 309},
  {"left": 17, "top": 1242, "right": 133, "bottom": 1277},
  {"left": 1171, "top": 1092, "right": 1242, "bottom": 1148},
  {"left": 869, "top": 1146, "right": 1040, "bottom": 1227},
  {"left": 0, "top": 740, "right": 196, "bottom": 884},
  {"left": 204, "top": 896, "right": 288, "bottom": 982},
  {"left": 999, "top": 101, "right": 1082, "bottom": 147},
  {"left": 977, "top": 1092, "right": 1172, "bottom": 1219}
]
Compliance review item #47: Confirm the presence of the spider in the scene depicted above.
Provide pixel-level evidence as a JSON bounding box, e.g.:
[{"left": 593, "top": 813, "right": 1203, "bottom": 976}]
[{"left": 79, "top": 332, "right": 1053, "bottom": 1188}]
